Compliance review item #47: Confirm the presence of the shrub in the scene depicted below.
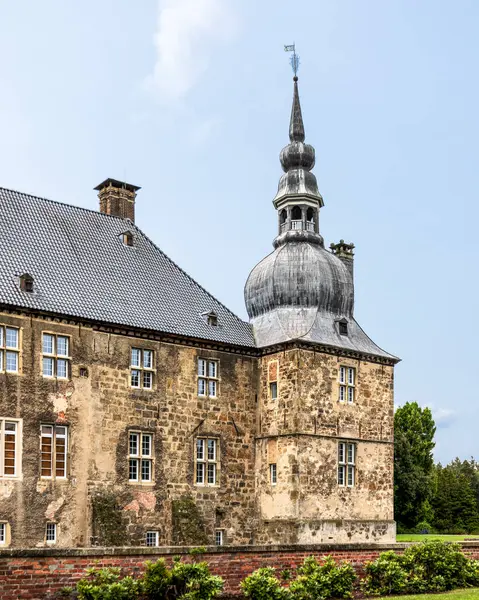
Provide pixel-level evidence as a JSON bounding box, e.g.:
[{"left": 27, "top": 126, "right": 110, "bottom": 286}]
[
  {"left": 361, "top": 551, "right": 408, "bottom": 596},
  {"left": 142, "top": 559, "right": 172, "bottom": 600},
  {"left": 76, "top": 567, "right": 141, "bottom": 600},
  {"left": 414, "top": 521, "right": 434, "bottom": 534},
  {"left": 289, "top": 555, "right": 356, "bottom": 600},
  {"left": 241, "top": 567, "right": 290, "bottom": 600}
]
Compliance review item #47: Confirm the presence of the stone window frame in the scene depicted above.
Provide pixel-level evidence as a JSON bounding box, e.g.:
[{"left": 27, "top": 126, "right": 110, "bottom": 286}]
[
  {"left": 338, "top": 441, "right": 356, "bottom": 487},
  {"left": 128, "top": 430, "right": 154, "bottom": 484},
  {"left": 0, "top": 325, "right": 20, "bottom": 375},
  {"left": 40, "top": 424, "right": 69, "bottom": 480},
  {"left": 145, "top": 530, "right": 159, "bottom": 547},
  {"left": 41, "top": 332, "right": 71, "bottom": 380},
  {"left": 45, "top": 522, "right": 57, "bottom": 544},
  {"left": 215, "top": 529, "right": 224, "bottom": 546},
  {"left": 0, "top": 418, "right": 22, "bottom": 479},
  {"left": 339, "top": 365, "right": 355, "bottom": 404},
  {"left": 197, "top": 358, "right": 219, "bottom": 398},
  {"left": 269, "top": 463, "right": 277, "bottom": 486},
  {"left": 0, "top": 522, "right": 11, "bottom": 546},
  {"left": 267, "top": 359, "right": 279, "bottom": 401},
  {"left": 130, "top": 348, "right": 155, "bottom": 390},
  {"left": 195, "top": 437, "right": 219, "bottom": 487}
]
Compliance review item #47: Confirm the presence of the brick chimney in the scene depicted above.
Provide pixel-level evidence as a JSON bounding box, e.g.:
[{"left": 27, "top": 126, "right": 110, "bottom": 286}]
[{"left": 95, "top": 178, "right": 141, "bottom": 222}]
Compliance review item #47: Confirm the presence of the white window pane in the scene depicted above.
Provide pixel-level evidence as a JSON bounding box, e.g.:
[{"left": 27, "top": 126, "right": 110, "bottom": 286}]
[
  {"left": 129, "top": 458, "right": 138, "bottom": 481},
  {"left": 198, "top": 378, "right": 206, "bottom": 396},
  {"left": 129, "top": 433, "right": 139, "bottom": 456},
  {"left": 5, "top": 328, "right": 18, "bottom": 349},
  {"left": 0, "top": 352, "right": 3, "bottom": 372},
  {"left": 131, "top": 348, "right": 141, "bottom": 367},
  {"left": 270, "top": 382, "right": 278, "bottom": 400},
  {"left": 56, "top": 337, "right": 68, "bottom": 357},
  {"left": 0, "top": 328, "right": 4, "bottom": 348},
  {"left": 347, "top": 465, "right": 355, "bottom": 486},
  {"left": 196, "top": 462, "right": 205, "bottom": 484},
  {"left": 43, "top": 357, "right": 54, "bottom": 377},
  {"left": 348, "top": 368, "right": 355, "bottom": 385},
  {"left": 208, "top": 361, "right": 217, "bottom": 378},
  {"left": 41, "top": 425, "right": 53, "bottom": 436},
  {"left": 207, "top": 463, "right": 216, "bottom": 484},
  {"left": 142, "top": 434, "right": 152, "bottom": 457},
  {"left": 348, "top": 444, "right": 355, "bottom": 464},
  {"left": 56, "top": 426, "right": 66, "bottom": 437},
  {"left": 347, "top": 387, "right": 354, "bottom": 403},
  {"left": 42, "top": 334, "right": 54, "bottom": 354},
  {"left": 5, "top": 352, "right": 18, "bottom": 373},
  {"left": 207, "top": 439, "right": 216, "bottom": 461},
  {"left": 143, "top": 350, "right": 153, "bottom": 369},
  {"left": 131, "top": 370, "right": 140, "bottom": 388},
  {"left": 338, "top": 465, "right": 345, "bottom": 485},
  {"left": 215, "top": 530, "right": 223, "bottom": 546},
  {"left": 196, "top": 438, "right": 205, "bottom": 460},
  {"left": 198, "top": 359, "right": 206, "bottom": 376},
  {"left": 339, "top": 385, "right": 345, "bottom": 402},
  {"left": 208, "top": 380, "right": 217, "bottom": 397},
  {"left": 270, "top": 464, "right": 277, "bottom": 484},
  {"left": 143, "top": 371, "right": 153, "bottom": 389},
  {"left": 5, "top": 422, "right": 16, "bottom": 433},
  {"left": 141, "top": 459, "right": 152, "bottom": 481},
  {"left": 339, "top": 366, "right": 345, "bottom": 383},
  {"left": 57, "top": 359, "right": 68, "bottom": 379},
  {"left": 0, "top": 523, "right": 4, "bottom": 544},
  {"left": 46, "top": 523, "right": 56, "bottom": 542},
  {"left": 146, "top": 531, "right": 158, "bottom": 547},
  {"left": 338, "top": 443, "right": 345, "bottom": 464}
]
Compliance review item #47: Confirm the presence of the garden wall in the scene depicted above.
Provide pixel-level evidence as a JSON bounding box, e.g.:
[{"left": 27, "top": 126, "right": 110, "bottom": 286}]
[{"left": 1, "top": 542, "right": 479, "bottom": 600}]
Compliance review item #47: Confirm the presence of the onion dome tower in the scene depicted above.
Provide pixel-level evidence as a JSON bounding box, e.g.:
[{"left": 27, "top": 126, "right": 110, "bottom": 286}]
[{"left": 244, "top": 59, "right": 396, "bottom": 361}]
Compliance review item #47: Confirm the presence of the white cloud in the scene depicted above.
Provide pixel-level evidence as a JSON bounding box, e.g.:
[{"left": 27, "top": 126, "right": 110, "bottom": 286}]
[
  {"left": 433, "top": 407, "right": 456, "bottom": 428},
  {"left": 146, "top": 0, "right": 237, "bottom": 103}
]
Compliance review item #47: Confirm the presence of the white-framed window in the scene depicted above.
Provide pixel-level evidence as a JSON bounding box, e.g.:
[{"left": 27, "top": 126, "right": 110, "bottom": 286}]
[
  {"left": 130, "top": 348, "right": 155, "bottom": 389},
  {"left": 269, "top": 382, "right": 278, "bottom": 401},
  {"left": 196, "top": 438, "right": 218, "bottom": 486},
  {"left": 338, "top": 442, "right": 356, "bottom": 487},
  {"left": 197, "top": 359, "right": 218, "bottom": 397},
  {"left": 215, "top": 530, "right": 224, "bottom": 546},
  {"left": 270, "top": 463, "right": 277, "bottom": 485},
  {"left": 146, "top": 531, "right": 159, "bottom": 547},
  {"left": 42, "top": 333, "right": 70, "bottom": 379},
  {"left": 129, "top": 432, "right": 153, "bottom": 483},
  {"left": 0, "top": 419, "right": 21, "bottom": 478},
  {"left": 0, "top": 522, "right": 6, "bottom": 545},
  {"left": 0, "top": 326, "right": 19, "bottom": 374},
  {"left": 45, "top": 522, "right": 56, "bottom": 544},
  {"left": 40, "top": 425, "right": 68, "bottom": 479},
  {"left": 339, "top": 366, "right": 356, "bottom": 403}
]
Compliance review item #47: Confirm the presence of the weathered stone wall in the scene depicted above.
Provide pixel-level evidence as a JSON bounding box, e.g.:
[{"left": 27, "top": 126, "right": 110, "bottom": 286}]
[
  {"left": 1, "top": 542, "right": 479, "bottom": 600},
  {"left": 0, "top": 311, "right": 258, "bottom": 548},
  {"left": 255, "top": 348, "right": 395, "bottom": 543}
]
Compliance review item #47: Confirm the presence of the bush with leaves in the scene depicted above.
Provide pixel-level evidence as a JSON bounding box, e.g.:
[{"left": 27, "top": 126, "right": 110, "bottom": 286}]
[
  {"left": 289, "top": 556, "right": 356, "bottom": 600},
  {"left": 241, "top": 567, "right": 290, "bottom": 600},
  {"left": 361, "top": 551, "right": 408, "bottom": 597},
  {"left": 76, "top": 567, "right": 141, "bottom": 600}
]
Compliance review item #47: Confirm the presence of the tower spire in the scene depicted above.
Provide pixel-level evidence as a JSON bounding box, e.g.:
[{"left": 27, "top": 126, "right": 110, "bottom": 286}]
[{"left": 289, "top": 76, "right": 305, "bottom": 142}]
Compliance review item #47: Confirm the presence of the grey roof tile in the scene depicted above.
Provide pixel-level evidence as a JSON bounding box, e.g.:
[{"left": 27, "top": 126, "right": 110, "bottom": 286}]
[{"left": 0, "top": 187, "right": 256, "bottom": 348}]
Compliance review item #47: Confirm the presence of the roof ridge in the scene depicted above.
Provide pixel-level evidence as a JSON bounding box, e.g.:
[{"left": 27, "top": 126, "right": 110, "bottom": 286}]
[
  {"left": 127, "top": 221, "right": 251, "bottom": 328},
  {"left": 0, "top": 186, "right": 129, "bottom": 222}
]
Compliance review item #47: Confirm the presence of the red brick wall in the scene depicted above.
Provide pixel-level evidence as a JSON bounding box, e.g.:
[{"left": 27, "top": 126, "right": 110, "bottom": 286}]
[{"left": 1, "top": 543, "right": 479, "bottom": 600}]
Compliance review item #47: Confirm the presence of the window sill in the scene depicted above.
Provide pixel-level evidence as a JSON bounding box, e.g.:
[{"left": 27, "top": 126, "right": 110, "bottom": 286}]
[{"left": 128, "top": 481, "right": 155, "bottom": 487}]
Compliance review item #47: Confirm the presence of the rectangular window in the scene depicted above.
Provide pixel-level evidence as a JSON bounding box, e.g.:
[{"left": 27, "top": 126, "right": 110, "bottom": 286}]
[
  {"left": 270, "top": 463, "right": 277, "bottom": 485},
  {"left": 197, "top": 359, "right": 219, "bottom": 397},
  {"left": 338, "top": 442, "right": 356, "bottom": 487},
  {"left": 130, "top": 348, "right": 155, "bottom": 389},
  {"left": 146, "top": 531, "right": 159, "bottom": 547},
  {"left": 0, "top": 523, "right": 5, "bottom": 545},
  {"left": 0, "top": 326, "right": 19, "bottom": 374},
  {"left": 42, "top": 333, "right": 70, "bottom": 379},
  {"left": 269, "top": 382, "right": 278, "bottom": 401},
  {"left": 339, "top": 366, "right": 355, "bottom": 404},
  {"left": 215, "top": 530, "right": 224, "bottom": 546},
  {"left": 45, "top": 522, "right": 56, "bottom": 543},
  {"left": 129, "top": 432, "right": 153, "bottom": 483},
  {"left": 196, "top": 437, "right": 218, "bottom": 486},
  {"left": 0, "top": 419, "right": 20, "bottom": 478},
  {"left": 40, "top": 425, "right": 68, "bottom": 479}
]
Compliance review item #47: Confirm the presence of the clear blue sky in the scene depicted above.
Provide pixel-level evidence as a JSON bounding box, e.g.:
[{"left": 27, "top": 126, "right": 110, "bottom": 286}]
[{"left": 0, "top": 1, "right": 476, "bottom": 463}]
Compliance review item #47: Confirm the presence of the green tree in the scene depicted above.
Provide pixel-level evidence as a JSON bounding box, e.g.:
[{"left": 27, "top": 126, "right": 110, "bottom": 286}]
[
  {"left": 433, "top": 461, "right": 479, "bottom": 533},
  {"left": 394, "top": 402, "right": 436, "bottom": 530}
]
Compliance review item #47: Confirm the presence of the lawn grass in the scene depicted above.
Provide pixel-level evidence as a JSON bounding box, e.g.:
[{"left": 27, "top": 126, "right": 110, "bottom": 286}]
[
  {"left": 383, "top": 588, "right": 479, "bottom": 600},
  {"left": 397, "top": 534, "right": 479, "bottom": 542}
]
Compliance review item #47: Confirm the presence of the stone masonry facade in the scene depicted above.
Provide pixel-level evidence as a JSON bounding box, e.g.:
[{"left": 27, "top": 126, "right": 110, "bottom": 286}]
[{"left": 0, "top": 309, "right": 395, "bottom": 549}]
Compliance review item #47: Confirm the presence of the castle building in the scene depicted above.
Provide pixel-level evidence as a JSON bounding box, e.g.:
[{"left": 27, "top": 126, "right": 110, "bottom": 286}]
[{"left": 0, "top": 75, "right": 398, "bottom": 549}]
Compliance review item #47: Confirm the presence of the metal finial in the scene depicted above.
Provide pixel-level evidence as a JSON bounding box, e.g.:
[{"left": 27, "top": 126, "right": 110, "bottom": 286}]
[{"left": 284, "top": 43, "right": 300, "bottom": 76}]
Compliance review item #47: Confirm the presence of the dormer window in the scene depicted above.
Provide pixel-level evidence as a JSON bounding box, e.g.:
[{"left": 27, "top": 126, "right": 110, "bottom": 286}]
[
  {"left": 202, "top": 311, "right": 218, "bottom": 327},
  {"left": 337, "top": 319, "right": 348, "bottom": 336},
  {"left": 121, "top": 232, "right": 134, "bottom": 247},
  {"left": 19, "top": 274, "right": 34, "bottom": 293}
]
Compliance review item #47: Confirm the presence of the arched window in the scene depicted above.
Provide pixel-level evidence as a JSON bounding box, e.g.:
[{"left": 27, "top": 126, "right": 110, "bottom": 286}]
[
  {"left": 306, "top": 207, "right": 314, "bottom": 222},
  {"left": 20, "top": 273, "right": 34, "bottom": 293},
  {"left": 291, "top": 206, "right": 302, "bottom": 220},
  {"left": 280, "top": 209, "right": 287, "bottom": 224}
]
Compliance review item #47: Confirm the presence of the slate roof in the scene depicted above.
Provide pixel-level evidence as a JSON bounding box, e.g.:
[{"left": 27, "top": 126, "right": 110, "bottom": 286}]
[{"left": 0, "top": 187, "right": 256, "bottom": 348}]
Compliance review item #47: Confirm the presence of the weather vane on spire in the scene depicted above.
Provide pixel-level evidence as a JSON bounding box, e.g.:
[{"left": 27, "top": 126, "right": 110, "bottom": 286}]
[{"left": 284, "top": 43, "right": 300, "bottom": 76}]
